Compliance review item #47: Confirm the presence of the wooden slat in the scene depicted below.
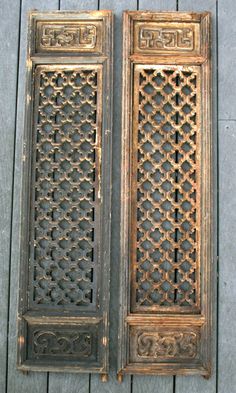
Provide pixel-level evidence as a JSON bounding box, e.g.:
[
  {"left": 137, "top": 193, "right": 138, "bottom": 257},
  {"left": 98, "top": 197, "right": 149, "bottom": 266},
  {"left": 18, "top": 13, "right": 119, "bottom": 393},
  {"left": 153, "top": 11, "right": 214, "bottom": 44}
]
[
  {"left": 139, "top": 0, "right": 176, "bottom": 10},
  {"left": 90, "top": 0, "right": 135, "bottom": 391},
  {"left": 132, "top": 376, "right": 174, "bottom": 393},
  {"left": 7, "top": 1, "right": 58, "bottom": 392},
  {"left": 132, "top": 1, "right": 175, "bottom": 392},
  {"left": 48, "top": 373, "right": 89, "bottom": 393},
  {"left": 218, "top": 120, "right": 236, "bottom": 393},
  {"left": 0, "top": 1, "right": 21, "bottom": 392},
  {"left": 218, "top": 0, "right": 236, "bottom": 120},
  {"left": 60, "top": 0, "right": 98, "bottom": 9},
  {"left": 176, "top": 0, "right": 217, "bottom": 391}
]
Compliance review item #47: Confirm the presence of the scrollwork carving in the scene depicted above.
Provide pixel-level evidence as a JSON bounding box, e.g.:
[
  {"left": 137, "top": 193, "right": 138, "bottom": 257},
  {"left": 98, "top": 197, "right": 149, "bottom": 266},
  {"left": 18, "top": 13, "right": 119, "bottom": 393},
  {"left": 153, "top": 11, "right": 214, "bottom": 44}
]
[
  {"left": 137, "top": 331, "right": 197, "bottom": 359},
  {"left": 33, "top": 330, "right": 92, "bottom": 357}
]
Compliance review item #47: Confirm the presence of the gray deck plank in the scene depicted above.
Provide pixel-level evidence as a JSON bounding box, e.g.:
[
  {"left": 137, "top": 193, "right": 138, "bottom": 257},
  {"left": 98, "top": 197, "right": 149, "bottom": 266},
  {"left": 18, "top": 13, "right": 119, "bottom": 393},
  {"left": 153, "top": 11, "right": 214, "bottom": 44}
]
[
  {"left": 0, "top": 0, "right": 21, "bottom": 392},
  {"left": 48, "top": 373, "right": 89, "bottom": 393},
  {"left": 7, "top": 1, "right": 58, "bottom": 393},
  {"left": 218, "top": 0, "right": 236, "bottom": 120},
  {"left": 218, "top": 120, "right": 236, "bottom": 393},
  {"left": 46, "top": 1, "right": 97, "bottom": 392},
  {"left": 60, "top": 0, "right": 98, "bottom": 9},
  {"left": 132, "top": 1, "right": 175, "bottom": 392},
  {"left": 176, "top": 0, "right": 217, "bottom": 391},
  {"left": 3, "top": 1, "right": 234, "bottom": 393},
  {"left": 90, "top": 0, "right": 135, "bottom": 392},
  {"left": 139, "top": 0, "right": 176, "bottom": 10}
]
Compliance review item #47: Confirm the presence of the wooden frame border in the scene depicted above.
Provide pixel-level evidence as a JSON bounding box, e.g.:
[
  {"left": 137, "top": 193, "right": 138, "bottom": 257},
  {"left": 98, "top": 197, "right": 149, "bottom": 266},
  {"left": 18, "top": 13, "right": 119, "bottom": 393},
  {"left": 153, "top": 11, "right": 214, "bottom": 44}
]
[{"left": 118, "top": 11, "right": 212, "bottom": 378}]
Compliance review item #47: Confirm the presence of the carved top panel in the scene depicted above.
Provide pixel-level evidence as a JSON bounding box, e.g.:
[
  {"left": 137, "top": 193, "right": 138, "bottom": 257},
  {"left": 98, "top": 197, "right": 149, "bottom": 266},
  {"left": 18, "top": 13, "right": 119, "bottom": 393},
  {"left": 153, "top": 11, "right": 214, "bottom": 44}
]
[
  {"left": 35, "top": 20, "right": 103, "bottom": 54},
  {"left": 133, "top": 22, "right": 200, "bottom": 55}
]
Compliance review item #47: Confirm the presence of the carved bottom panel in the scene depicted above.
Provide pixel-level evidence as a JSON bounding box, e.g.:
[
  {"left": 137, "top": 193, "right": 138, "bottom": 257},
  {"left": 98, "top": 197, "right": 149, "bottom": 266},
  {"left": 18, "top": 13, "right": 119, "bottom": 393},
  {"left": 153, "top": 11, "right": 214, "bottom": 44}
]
[
  {"left": 129, "top": 326, "right": 200, "bottom": 363},
  {"left": 27, "top": 322, "right": 99, "bottom": 364}
]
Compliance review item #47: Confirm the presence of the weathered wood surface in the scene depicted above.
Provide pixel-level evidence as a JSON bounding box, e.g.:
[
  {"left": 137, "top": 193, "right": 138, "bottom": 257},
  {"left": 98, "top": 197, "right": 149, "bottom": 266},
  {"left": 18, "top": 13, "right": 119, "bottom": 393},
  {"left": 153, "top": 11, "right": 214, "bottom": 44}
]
[
  {"left": 218, "top": 121, "right": 236, "bottom": 393},
  {"left": 0, "top": 0, "right": 234, "bottom": 392},
  {"left": 218, "top": 0, "right": 236, "bottom": 119}
]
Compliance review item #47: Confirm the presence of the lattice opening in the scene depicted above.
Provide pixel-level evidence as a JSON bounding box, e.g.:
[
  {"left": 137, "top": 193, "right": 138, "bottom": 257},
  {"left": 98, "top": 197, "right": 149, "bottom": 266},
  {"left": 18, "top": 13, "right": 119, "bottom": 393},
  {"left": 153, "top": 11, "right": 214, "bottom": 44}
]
[
  {"left": 132, "top": 67, "right": 199, "bottom": 311},
  {"left": 31, "top": 68, "right": 99, "bottom": 307}
]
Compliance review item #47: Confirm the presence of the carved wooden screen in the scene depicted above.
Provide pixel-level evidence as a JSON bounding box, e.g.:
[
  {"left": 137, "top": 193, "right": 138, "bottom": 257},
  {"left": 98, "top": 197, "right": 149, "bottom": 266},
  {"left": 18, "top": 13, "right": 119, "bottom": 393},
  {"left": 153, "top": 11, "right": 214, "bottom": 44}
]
[
  {"left": 118, "top": 11, "right": 212, "bottom": 378},
  {"left": 18, "top": 11, "right": 113, "bottom": 375}
]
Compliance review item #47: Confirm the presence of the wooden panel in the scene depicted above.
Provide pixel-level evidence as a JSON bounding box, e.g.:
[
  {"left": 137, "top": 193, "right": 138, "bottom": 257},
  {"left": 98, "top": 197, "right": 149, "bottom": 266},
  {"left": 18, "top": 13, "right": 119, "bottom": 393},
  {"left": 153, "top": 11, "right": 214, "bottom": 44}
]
[
  {"left": 0, "top": 1, "right": 21, "bottom": 392},
  {"left": 17, "top": 10, "right": 113, "bottom": 374},
  {"left": 218, "top": 0, "right": 236, "bottom": 120},
  {"left": 119, "top": 11, "right": 213, "bottom": 378},
  {"left": 218, "top": 120, "right": 236, "bottom": 393}
]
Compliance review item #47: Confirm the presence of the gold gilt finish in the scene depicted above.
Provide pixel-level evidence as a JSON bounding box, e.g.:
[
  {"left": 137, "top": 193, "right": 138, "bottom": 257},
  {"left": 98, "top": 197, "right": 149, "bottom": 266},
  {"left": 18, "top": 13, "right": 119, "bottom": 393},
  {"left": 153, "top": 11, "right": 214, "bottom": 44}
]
[
  {"left": 118, "top": 11, "right": 212, "bottom": 378},
  {"left": 18, "top": 11, "right": 113, "bottom": 375}
]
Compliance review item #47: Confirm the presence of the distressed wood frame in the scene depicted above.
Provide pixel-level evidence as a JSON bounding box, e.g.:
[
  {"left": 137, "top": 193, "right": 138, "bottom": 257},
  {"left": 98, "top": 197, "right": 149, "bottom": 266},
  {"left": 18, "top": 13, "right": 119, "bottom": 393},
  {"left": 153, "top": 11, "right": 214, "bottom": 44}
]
[
  {"left": 118, "top": 11, "right": 212, "bottom": 378},
  {"left": 17, "top": 11, "right": 113, "bottom": 375}
]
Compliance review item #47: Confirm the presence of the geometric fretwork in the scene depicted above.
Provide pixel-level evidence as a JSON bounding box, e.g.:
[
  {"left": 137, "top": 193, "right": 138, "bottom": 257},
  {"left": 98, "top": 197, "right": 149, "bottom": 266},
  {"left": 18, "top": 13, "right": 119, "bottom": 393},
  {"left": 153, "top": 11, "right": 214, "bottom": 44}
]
[
  {"left": 31, "top": 68, "right": 99, "bottom": 308},
  {"left": 131, "top": 66, "right": 200, "bottom": 312}
]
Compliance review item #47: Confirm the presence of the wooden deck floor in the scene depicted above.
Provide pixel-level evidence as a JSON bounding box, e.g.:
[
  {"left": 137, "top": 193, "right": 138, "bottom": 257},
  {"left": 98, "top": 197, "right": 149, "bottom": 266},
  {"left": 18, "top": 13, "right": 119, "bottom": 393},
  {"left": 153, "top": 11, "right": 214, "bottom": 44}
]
[{"left": 0, "top": 0, "right": 235, "bottom": 392}]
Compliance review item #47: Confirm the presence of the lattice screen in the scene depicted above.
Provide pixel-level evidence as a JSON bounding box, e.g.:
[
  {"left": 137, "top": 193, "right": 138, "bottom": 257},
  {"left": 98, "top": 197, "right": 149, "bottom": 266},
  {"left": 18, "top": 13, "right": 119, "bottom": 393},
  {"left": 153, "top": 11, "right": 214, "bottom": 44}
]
[
  {"left": 18, "top": 11, "right": 112, "bottom": 375},
  {"left": 119, "top": 11, "right": 212, "bottom": 378}
]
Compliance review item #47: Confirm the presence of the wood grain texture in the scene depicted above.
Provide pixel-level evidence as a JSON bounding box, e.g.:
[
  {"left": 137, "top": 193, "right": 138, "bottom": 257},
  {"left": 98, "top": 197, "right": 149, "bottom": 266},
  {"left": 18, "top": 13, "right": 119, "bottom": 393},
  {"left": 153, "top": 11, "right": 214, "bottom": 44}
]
[
  {"left": 133, "top": 1, "right": 175, "bottom": 392},
  {"left": 218, "top": 0, "right": 236, "bottom": 119},
  {"left": 218, "top": 121, "right": 236, "bottom": 393},
  {"left": 139, "top": 0, "right": 176, "bottom": 10},
  {"left": 176, "top": 0, "right": 217, "bottom": 391},
  {"left": 7, "top": 1, "right": 58, "bottom": 393},
  {"left": 60, "top": 0, "right": 98, "bottom": 9},
  {"left": 132, "top": 375, "right": 174, "bottom": 393},
  {"left": 0, "top": 0, "right": 21, "bottom": 391},
  {"left": 48, "top": 373, "right": 89, "bottom": 393}
]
